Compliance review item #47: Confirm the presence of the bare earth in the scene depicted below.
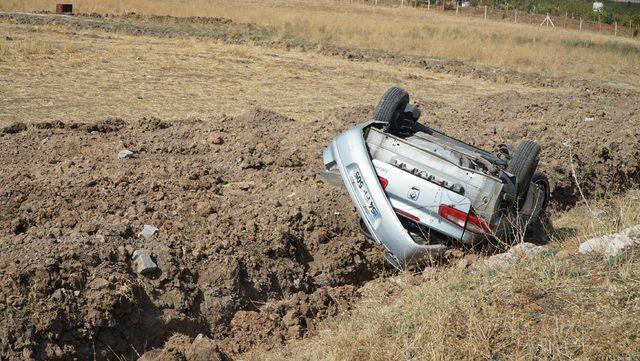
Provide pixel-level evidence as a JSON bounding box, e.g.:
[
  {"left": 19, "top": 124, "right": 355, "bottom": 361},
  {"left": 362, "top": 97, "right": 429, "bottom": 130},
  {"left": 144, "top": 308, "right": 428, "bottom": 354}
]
[{"left": 0, "top": 13, "right": 639, "bottom": 360}]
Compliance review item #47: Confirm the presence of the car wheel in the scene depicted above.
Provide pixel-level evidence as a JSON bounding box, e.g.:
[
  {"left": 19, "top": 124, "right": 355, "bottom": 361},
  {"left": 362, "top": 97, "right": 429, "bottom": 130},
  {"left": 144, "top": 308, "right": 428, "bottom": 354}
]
[
  {"left": 531, "top": 171, "right": 550, "bottom": 211},
  {"left": 506, "top": 139, "right": 541, "bottom": 200},
  {"left": 372, "top": 87, "right": 409, "bottom": 129},
  {"left": 526, "top": 172, "right": 552, "bottom": 240}
]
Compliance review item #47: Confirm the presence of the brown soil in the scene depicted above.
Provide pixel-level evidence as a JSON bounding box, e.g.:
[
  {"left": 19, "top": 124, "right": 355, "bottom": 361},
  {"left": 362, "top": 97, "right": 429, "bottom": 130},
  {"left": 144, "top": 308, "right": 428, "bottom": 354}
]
[
  {"left": 1, "top": 12, "right": 639, "bottom": 361},
  {"left": 421, "top": 88, "right": 640, "bottom": 209},
  {"left": 1, "top": 83, "right": 639, "bottom": 359},
  {"left": 0, "top": 108, "right": 386, "bottom": 360}
]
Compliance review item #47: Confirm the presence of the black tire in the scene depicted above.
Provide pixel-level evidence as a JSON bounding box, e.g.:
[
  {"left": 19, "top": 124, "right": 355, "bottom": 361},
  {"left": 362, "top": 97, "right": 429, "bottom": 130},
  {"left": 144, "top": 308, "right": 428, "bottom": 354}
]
[
  {"left": 372, "top": 87, "right": 409, "bottom": 128},
  {"left": 506, "top": 139, "right": 541, "bottom": 199},
  {"left": 531, "top": 171, "right": 550, "bottom": 211},
  {"left": 526, "top": 172, "right": 552, "bottom": 241}
]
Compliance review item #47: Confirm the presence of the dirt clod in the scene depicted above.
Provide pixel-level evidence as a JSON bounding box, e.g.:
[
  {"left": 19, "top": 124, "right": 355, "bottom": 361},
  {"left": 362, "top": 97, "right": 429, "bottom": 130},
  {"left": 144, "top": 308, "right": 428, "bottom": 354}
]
[
  {"left": 2, "top": 122, "right": 27, "bottom": 134},
  {"left": 0, "top": 109, "right": 384, "bottom": 360}
]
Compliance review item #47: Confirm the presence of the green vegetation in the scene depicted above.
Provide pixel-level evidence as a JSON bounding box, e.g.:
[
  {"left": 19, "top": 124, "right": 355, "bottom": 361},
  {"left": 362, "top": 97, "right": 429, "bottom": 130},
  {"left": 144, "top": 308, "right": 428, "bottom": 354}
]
[{"left": 470, "top": 0, "right": 640, "bottom": 25}]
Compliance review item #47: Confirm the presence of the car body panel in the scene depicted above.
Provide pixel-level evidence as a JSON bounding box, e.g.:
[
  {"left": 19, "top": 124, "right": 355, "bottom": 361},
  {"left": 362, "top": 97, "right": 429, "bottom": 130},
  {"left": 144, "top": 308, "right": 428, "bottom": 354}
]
[
  {"left": 372, "top": 159, "right": 473, "bottom": 242},
  {"left": 323, "top": 122, "right": 448, "bottom": 268}
]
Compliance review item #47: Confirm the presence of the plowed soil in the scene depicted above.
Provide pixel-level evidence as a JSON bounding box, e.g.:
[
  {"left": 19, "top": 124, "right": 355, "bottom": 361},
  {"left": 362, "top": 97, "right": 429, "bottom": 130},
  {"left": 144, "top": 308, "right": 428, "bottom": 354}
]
[
  {"left": 2, "top": 87, "right": 639, "bottom": 359},
  {"left": 0, "top": 108, "right": 389, "bottom": 359},
  {"left": 1, "top": 11, "right": 639, "bottom": 361}
]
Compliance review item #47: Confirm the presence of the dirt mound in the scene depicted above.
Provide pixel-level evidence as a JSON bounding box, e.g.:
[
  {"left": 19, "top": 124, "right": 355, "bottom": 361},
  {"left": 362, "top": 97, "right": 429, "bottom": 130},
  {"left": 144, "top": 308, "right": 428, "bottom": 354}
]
[
  {"left": 1, "top": 12, "right": 262, "bottom": 42},
  {"left": 1, "top": 90, "right": 638, "bottom": 358},
  {"left": 0, "top": 108, "right": 385, "bottom": 360},
  {"left": 421, "top": 89, "right": 640, "bottom": 209}
]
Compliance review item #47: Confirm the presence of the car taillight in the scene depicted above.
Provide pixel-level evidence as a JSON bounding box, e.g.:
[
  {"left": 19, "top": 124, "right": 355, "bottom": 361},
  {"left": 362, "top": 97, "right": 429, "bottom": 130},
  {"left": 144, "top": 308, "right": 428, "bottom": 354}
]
[
  {"left": 378, "top": 176, "right": 388, "bottom": 189},
  {"left": 393, "top": 207, "right": 420, "bottom": 222},
  {"left": 438, "top": 204, "right": 490, "bottom": 234}
]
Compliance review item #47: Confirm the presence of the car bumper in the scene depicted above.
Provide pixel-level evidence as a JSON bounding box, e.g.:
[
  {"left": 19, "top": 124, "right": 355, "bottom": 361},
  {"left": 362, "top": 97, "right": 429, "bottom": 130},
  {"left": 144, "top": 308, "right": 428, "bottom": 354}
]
[{"left": 323, "top": 122, "right": 470, "bottom": 269}]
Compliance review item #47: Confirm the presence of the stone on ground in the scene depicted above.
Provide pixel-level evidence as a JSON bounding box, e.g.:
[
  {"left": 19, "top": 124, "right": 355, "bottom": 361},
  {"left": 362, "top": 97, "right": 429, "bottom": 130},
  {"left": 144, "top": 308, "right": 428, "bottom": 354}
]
[
  {"left": 132, "top": 249, "right": 158, "bottom": 274},
  {"left": 137, "top": 224, "right": 159, "bottom": 238},
  {"left": 578, "top": 225, "right": 640, "bottom": 258},
  {"left": 483, "top": 242, "right": 546, "bottom": 270},
  {"left": 117, "top": 149, "right": 134, "bottom": 159}
]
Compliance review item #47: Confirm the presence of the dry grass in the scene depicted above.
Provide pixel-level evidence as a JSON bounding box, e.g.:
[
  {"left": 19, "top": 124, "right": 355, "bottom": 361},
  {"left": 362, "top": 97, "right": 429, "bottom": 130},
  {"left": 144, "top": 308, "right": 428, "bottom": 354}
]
[
  {"left": 1, "top": 2, "right": 639, "bottom": 358},
  {"left": 0, "top": 20, "right": 539, "bottom": 125},
  {"left": 245, "top": 190, "right": 640, "bottom": 361},
  {"left": 2, "top": 0, "right": 640, "bottom": 85}
]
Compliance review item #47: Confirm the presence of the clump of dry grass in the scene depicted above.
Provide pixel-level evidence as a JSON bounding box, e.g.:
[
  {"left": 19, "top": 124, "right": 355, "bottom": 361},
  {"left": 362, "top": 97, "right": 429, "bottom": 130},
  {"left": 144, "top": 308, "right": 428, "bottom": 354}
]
[
  {"left": 0, "top": 38, "right": 57, "bottom": 60},
  {"left": 245, "top": 191, "right": 640, "bottom": 360},
  {"left": 3, "top": 0, "right": 640, "bottom": 85}
]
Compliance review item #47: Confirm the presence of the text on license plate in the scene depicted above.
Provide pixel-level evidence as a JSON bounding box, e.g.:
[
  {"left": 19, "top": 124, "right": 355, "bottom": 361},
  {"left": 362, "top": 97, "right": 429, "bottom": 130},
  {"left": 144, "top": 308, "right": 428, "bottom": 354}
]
[{"left": 349, "top": 169, "right": 380, "bottom": 223}]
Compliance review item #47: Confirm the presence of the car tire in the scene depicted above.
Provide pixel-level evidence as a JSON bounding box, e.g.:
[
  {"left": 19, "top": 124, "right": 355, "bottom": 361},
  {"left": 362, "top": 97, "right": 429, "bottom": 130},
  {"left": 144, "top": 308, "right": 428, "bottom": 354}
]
[
  {"left": 526, "top": 172, "right": 552, "bottom": 240},
  {"left": 531, "top": 171, "right": 550, "bottom": 211},
  {"left": 372, "top": 87, "right": 409, "bottom": 129},
  {"left": 506, "top": 139, "right": 541, "bottom": 199}
]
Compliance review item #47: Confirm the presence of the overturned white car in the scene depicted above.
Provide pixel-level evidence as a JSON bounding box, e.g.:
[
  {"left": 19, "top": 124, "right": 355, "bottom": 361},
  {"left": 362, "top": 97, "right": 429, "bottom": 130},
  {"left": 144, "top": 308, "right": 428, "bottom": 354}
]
[{"left": 322, "top": 87, "right": 549, "bottom": 269}]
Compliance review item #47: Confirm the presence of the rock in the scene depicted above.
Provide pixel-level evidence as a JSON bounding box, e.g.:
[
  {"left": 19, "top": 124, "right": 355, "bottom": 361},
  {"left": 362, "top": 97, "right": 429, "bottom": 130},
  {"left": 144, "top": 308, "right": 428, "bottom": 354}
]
[
  {"left": 117, "top": 149, "right": 134, "bottom": 159},
  {"left": 132, "top": 249, "right": 159, "bottom": 274},
  {"left": 509, "top": 242, "right": 545, "bottom": 256},
  {"left": 578, "top": 225, "right": 640, "bottom": 258},
  {"left": 184, "top": 334, "right": 224, "bottom": 361},
  {"left": 482, "top": 243, "right": 545, "bottom": 270},
  {"left": 2, "top": 122, "right": 27, "bottom": 134},
  {"left": 629, "top": 226, "right": 640, "bottom": 239},
  {"left": 41, "top": 137, "right": 49, "bottom": 145},
  {"left": 483, "top": 252, "right": 516, "bottom": 270},
  {"left": 137, "top": 224, "right": 159, "bottom": 238},
  {"left": 588, "top": 208, "right": 606, "bottom": 219}
]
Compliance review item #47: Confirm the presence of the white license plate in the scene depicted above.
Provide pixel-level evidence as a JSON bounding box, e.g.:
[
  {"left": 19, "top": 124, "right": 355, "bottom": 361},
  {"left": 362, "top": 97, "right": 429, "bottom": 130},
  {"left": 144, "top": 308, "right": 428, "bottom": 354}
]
[{"left": 349, "top": 170, "right": 380, "bottom": 224}]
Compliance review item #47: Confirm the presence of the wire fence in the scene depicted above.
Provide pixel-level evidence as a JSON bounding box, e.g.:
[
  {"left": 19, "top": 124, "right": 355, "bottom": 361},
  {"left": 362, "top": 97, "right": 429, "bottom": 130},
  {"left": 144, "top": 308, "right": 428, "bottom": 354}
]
[{"left": 350, "top": 0, "right": 640, "bottom": 39}]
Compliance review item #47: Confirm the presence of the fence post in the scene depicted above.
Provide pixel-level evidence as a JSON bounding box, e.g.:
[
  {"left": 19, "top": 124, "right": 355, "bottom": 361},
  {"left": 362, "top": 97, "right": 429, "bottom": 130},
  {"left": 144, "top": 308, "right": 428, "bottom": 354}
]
[
  {"left": 427, "top": 0, "right": 430, "bottom": 11},
  {"left": 514, "top": 9, "right": 517, "bottom": 23},
  {"left": 401, "top": 0, "right": 404, "bottom": 7},
  {"left": 456, "top": 2, "right": 458, "bottom": 15},
  {"left": 484, "top": 5, "right": 487, "bottom": 19},
  {"left": 615, "top": 22, "right": 617, "bottom": 36},
  {"left": 579, "top": 17, "right": 582, "bottom": 31},
  {"left": 598, "top": 13, "right": 601, "bottom": 32}
]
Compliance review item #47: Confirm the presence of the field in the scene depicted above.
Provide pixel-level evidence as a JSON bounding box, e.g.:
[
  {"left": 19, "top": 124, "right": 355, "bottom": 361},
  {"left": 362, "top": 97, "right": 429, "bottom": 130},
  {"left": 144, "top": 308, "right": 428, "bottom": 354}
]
[
  {"left": 0, "top": 0, "right": 639, "bottom": 360},
  {"left": 2, "top": 0, "right": 640, "bottom": 86}
]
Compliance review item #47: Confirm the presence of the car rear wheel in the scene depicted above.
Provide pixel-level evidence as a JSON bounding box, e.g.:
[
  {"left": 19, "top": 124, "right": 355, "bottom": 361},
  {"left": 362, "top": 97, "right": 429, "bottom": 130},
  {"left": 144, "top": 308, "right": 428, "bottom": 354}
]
[
  {"left": 531, "top": 171, "right": 550, "bottom": 211},
  {"left": 506, "top": 139, "right": 541, "bottom": 200},
  {"left": 372, "top": 87, "right": 409, "bottom": 129},
  {"left": 526, "top": 171, "right": 552, "bottom": 238}
]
